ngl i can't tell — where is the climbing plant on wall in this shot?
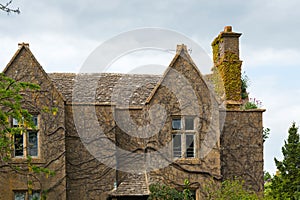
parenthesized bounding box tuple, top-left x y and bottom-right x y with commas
(211, 35, 242, 103)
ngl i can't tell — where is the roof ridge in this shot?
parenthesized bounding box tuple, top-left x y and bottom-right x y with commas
(48, 72, 162, 76)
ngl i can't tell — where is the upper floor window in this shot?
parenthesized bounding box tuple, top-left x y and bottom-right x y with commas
(13, 118, 19, 127)
(13, 115, 39, 158)
(14, 190, 40, 200)
(172, 116, 196, 158)
(12, 116, 38, 128)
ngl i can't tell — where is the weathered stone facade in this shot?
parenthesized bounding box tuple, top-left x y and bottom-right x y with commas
(0, 44, 66, 200)
(0, 26, 264, 200)
(221, 110, 264, 193)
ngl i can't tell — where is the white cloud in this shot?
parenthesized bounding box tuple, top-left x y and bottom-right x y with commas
(0, 34, 99, 72)
(243, 47, 300, 68)
(107, 49, 173, 74)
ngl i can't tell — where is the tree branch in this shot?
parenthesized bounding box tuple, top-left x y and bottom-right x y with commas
(0, 0, 20, 14)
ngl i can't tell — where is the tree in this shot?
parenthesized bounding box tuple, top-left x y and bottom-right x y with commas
(0, 0, 20, 14)
(264, 171, 272, 182)
(267, 122, 300, 199)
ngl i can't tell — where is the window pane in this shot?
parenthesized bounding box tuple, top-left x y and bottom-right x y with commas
(14, 192, 25, 200)
(172, 134, 182, 158)
(186, 134, 195, 158)
(14, 134, 24, 157)
(185, 117, 194, 130)
(32, 116, 38, 127)
(13, 118, 19, 127)
(190, 190, 196, 199)
(172, 119, 181, 130)
(29, 192, 40, 200)
(28, 131, 38, 156)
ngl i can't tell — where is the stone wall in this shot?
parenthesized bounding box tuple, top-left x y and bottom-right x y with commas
(0, 45, 67, 200)
(145, 45, 222, 199)
(220, 110, 264, 193)
(65, 105, 116, 200)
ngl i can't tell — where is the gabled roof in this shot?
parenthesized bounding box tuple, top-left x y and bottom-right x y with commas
(145, 44, 213, 104)
(4, 43, 215, 106)
(3, 43, 66, 102)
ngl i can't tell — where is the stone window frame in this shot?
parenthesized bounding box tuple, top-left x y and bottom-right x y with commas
(13, 190, 40, 200)
(171, 116, 197, 159)
(12, 115, 40, 159)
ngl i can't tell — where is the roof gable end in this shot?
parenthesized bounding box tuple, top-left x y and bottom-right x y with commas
(3, 43, 66, 102)
(146, 44, 210, 104)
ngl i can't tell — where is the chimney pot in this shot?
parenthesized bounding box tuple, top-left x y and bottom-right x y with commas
(224, 26, 232, 32)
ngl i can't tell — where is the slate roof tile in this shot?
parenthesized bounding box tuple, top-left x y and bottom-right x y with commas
(110, 173, 149, 196)
(48, 73, 161, 106)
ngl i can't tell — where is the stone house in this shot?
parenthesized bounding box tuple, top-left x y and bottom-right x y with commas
(0, 26, 264, 200)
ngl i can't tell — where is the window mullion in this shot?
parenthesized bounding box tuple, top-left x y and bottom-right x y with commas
(172, 116, 197, 159)
(182, 116, 185, 158)
(182, 132, 185, 158)
(24, 131, 27, 157)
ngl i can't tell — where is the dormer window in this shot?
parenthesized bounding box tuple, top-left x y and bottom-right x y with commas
(172, 116, 196, 159)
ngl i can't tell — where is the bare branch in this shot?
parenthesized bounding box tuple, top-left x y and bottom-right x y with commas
(0, 0, 20, 14)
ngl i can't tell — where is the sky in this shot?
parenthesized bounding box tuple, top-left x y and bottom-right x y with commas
(1, 0, 300, 174)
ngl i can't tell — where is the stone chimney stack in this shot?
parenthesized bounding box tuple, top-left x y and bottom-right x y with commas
(211, 26, 243, 109)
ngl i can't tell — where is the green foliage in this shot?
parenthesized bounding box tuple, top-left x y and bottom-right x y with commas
(204, 179, 261, 200)
(265, 122, 300, 199)
(42, 106, 58, 116)
(41, 190, 48, 200)
(263, 128, 270, 142)
(148, 179, 194, 200)
(242, 102, 258, 110)
(264, 171, 273, 198)
(0, 73, 40, 161)
(241, 72, 249, 99)
(264, 171, 272, 182)
(211, 34, 223, 64)
(149, 179, 261, 200)
(27, 156, 55, 178)
(217, 52, 242, 102)
(241, 98, 263, 110)
(212, 34, 243, 102)
(0, 73, 53, 199)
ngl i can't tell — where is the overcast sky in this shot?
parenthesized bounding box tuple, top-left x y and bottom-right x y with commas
(1, 0, 300, 174)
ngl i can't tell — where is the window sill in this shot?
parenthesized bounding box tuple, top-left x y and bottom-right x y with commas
(173, 158, 201, 165)
(9, 157, 45, 164)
